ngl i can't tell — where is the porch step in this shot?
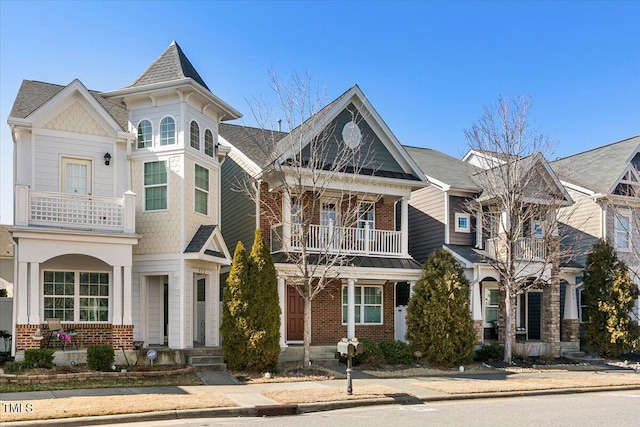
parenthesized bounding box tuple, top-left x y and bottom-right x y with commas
(184, 348, 227, 372)
(563, 351, 605, 365)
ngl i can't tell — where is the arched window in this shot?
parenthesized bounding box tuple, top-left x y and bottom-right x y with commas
(160, 117, 175, 146)
(137, 120, 152, 149)
(190, 121, 200, 150)
(204, 129, 214, 157)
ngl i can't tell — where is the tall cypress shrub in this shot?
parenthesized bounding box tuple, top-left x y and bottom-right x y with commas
(221, 241, 251, 371)
(406, 250, 477, 368)
(248, 228, 281, 371)
(583, 240, 640, 357)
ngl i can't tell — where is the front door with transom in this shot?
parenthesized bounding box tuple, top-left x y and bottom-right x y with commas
(286, 286, 304, 341)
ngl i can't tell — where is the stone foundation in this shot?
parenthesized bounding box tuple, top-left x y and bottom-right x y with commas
(473, 320, 484, 343)
(561, 318, 580, 343)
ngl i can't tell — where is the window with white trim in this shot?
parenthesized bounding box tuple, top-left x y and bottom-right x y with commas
(204, 129, 214, 157)
(483, 287, 499, 326)
(578, 287, 589, 323)
(144, 161, 168, 211)
(44, 271, 109, 322)
(357, 202, 375, 240)
(614, 212, 631, 250)
(190, 121, 200, 150)
(342, 285, 383, 324)
(160, 117, 175, 145)
(194, 164, 209, 215)
(137, 120, 152, 149)
(455, 213, 470, 233)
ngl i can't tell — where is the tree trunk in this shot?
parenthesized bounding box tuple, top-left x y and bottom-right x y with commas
(303, 284, 312, 366)
(503, 287, 516, 363)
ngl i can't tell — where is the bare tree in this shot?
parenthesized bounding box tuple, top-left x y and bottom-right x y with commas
(464, 94, 575, 363)
(237, 72, 380, 365)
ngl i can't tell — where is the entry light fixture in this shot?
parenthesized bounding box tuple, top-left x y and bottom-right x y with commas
(104, 152, 112, 166)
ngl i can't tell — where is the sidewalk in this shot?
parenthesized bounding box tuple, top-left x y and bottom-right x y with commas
(2, 368, 640, 427)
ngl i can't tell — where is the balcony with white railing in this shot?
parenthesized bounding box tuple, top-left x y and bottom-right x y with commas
(271, 222, 402, 257)
(485, 236, 546, 261)
(14, 184, 136, 233)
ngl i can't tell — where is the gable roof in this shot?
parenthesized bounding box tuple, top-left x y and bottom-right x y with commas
(222, 85, 427, 185)
(184, 225, 231, 264)
(9, 80, 129, 130)
(474, 152, 573, 205)
(130, 41, 210, 90)
(404, 145, 482, 192)
(550, 135, 640, 194)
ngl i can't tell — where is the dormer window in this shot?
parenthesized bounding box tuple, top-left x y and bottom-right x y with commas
(137, 120, 152, 149)
(160, 117, 175, 146)
(190, 121, 200, 150)
(204, 129, 214, 157)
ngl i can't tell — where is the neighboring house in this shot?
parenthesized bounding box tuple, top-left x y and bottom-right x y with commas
(7, 42, 236, 356)
(0, 225, 14, 297)
(219, 85, 429, 348)
(551, 135, 640, 324)
(405, 146, 582, 356)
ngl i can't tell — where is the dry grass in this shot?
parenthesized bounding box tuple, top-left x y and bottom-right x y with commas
(0, 392, 236, 422)
(363, 364, 496, 378)
(413, 373, 640, 394)
(262, 385, 403, 404)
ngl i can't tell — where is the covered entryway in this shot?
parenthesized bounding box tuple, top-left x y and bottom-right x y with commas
(286, 286, 304, 342)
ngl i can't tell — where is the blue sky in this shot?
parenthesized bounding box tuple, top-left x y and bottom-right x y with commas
(1, 1, 639, 223)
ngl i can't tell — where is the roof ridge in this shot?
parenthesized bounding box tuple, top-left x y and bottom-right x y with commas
(552, 135, 640, 163)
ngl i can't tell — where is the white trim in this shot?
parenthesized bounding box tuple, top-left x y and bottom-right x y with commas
(444, 192, 450, 244)
(341, 283, 383, 326)
(136, 118, 154, 149)
(613, 210, 632, 251)
(454, 212, 471, 233)
(159, 115, 177, 146)
(560, 180, 595, 197)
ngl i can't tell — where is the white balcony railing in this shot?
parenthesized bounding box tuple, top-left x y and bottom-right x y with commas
(271, 223, 402, 256)
(15, 185, 136, 233)
(485, 237, 546, 261)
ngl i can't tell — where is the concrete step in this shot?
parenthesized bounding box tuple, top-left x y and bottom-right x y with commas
(188, 355, 224, 365)
(563, 351, 586, 358)
(564, 352, 605, 365)
(191, 362, 227, 372)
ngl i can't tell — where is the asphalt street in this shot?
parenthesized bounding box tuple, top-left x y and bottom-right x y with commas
(93, 390, 640, 427)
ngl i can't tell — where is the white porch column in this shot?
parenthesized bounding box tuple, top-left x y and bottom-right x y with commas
(564, 282, 578, 320)
(15, 184, 29, 226)
(472, 281, 483, 321)
(123, 191, 136, 234)
(112, 266, 123, 325)
(123, 266, 132, 325)
(28, 262, 40, 324)
(17, 262, 28, 324)
(409, 281, 416, 298)
(401, 197, 409, 256)
(476, 209, 483, 249)
(205, 270, 217, 347)
(347, 278, 356, 339)
(282, 193, 292, 250)
(277, 277, 287, 348)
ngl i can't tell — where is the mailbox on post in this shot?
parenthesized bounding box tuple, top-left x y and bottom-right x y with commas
(336, 337, 364, 395)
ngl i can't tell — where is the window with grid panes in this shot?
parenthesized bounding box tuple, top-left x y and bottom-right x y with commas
(195, 164, 209, 215)
(144, 161, 167, 210)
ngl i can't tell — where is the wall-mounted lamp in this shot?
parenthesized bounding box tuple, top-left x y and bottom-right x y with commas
(104, 152, 112, 166)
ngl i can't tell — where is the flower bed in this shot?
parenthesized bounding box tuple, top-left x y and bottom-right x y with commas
(0, 366, 193, 384)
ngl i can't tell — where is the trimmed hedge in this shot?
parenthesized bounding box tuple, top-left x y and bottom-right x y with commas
(87, 345, 115, 371)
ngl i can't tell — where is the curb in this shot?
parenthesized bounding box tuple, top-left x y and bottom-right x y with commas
(3, 384, 640, 426)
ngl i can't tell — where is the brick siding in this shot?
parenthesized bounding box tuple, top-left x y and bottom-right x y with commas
(15, 323, 133, 351)
(308, 280, 395, 344)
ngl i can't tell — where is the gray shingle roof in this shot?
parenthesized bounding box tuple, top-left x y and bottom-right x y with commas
(550, 135, 640, 194)
(219, 123, 288, 169)
(444, 244, 492, 265)
(130, 41, 210, 90)
(184, 225, 218, 253)
(404, 145, 482, 192)
(9, 80, 128, 130)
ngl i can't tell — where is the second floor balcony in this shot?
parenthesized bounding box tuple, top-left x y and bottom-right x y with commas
(271, 222, 403, 257)
(485, 236, 547, 261)
(14, 184, 136, 234)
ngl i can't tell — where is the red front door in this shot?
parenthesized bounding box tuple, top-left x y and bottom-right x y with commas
(287, 286, 304, 341)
